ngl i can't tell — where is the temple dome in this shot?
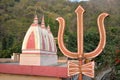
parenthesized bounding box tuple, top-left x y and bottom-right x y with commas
(22, 15, 57, 54)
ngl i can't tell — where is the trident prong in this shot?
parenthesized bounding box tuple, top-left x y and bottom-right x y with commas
(75, 5, 85, 58)
(56, 17, 78, 58)
(84, 13, 109, 59)
(56, 5, 109, 80)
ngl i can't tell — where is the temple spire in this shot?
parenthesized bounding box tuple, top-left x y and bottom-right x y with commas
(41, 15, 45, 28)
(47, 25, 51, 33)
(33, 7, 38, 24)
(33, 15, 38, 24)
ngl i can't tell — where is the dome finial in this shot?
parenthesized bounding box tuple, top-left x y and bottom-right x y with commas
(47, 25, 51, 33)
(41, 15, 45, 28)
(33, 7, 38, 24)
(33, 14, 38, 24)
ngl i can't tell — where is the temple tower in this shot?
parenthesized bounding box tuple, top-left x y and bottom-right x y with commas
(20, 15, 57, 66)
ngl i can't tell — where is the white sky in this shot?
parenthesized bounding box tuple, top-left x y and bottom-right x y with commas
(70, 0, 89, 2)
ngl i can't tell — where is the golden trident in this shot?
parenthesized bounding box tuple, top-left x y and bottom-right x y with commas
(56, 5, 109, 80)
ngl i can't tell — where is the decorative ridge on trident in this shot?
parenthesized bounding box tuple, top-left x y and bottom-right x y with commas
(56, 5, 109, 80)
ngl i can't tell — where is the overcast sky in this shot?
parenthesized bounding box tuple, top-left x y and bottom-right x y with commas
(70, 0, 89, 2)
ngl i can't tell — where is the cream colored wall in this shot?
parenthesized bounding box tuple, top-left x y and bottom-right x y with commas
(19, 53, 41, 66)
(0, 74, 62, 80)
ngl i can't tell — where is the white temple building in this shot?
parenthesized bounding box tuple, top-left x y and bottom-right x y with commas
(20, 15, 57, 66)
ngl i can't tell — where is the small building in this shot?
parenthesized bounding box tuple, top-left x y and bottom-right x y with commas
(20, 15, 58, 66)
(0, 15, 68, 80)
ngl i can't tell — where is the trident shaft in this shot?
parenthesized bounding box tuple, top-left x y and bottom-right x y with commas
(56, 5, 109, 80)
